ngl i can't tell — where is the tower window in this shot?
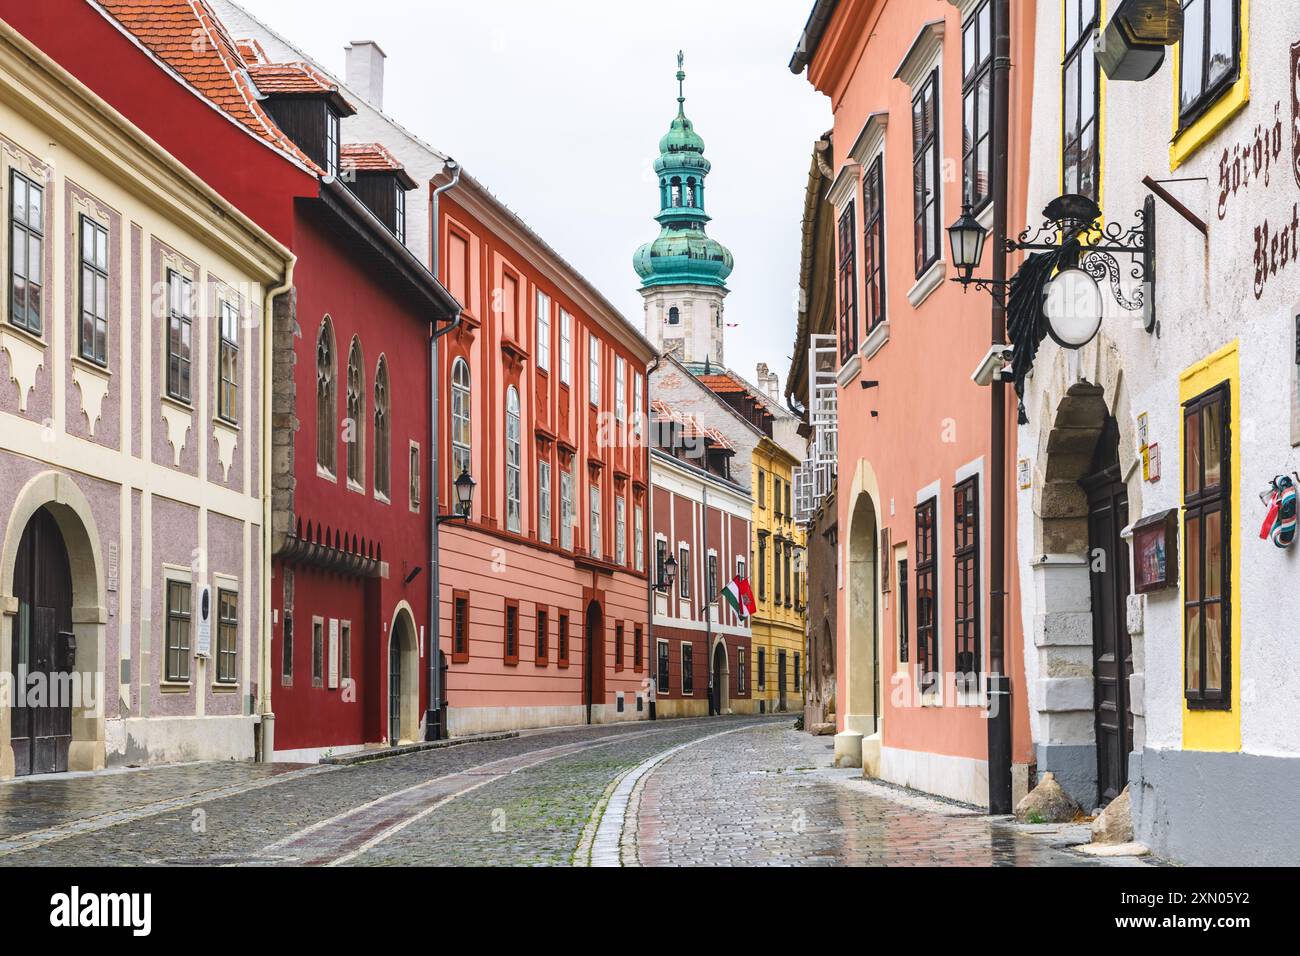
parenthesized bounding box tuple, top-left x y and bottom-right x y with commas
(668, 307, 680, 326)
(670, 177, 682, 207)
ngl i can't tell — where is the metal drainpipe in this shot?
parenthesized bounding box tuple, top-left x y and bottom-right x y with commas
(259, 257, 295, 762)
(703, 483, 713, 716)
(646, 357, 660, 720)
(986, 0, 1014, 814)
(426, 160, 462, 742)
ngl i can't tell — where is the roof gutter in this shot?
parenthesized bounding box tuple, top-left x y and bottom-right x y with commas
(789, 0, 840, 74)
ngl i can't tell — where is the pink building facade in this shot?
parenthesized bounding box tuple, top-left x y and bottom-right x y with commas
(795, 0, 1037, 805)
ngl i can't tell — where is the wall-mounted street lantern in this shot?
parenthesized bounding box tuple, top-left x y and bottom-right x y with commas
(1098, 0, 1184, 82)
(950, 192, 1155, 350)
(438, 469, 476, 525)
(654, 552, 678, 593)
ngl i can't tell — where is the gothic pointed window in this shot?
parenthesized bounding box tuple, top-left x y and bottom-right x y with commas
(346, 338, 365, 488)
(316, 318, 336, 474)
(374, 357, 391, 499)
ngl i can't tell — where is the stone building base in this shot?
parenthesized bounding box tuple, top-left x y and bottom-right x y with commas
(1131, 748, 1300, 866)
(106, 715, 257, 767)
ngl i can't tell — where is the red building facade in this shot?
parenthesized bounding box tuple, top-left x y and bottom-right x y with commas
(11, 0, 461, 759)
(648, 400, 753, 718)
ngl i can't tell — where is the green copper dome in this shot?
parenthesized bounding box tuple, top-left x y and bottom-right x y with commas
(634, 53, 733, 290)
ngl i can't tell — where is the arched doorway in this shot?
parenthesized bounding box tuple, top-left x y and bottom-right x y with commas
(711, 640, 729, 715)
(1034, 382, 1137, 809)
(845, 489, 880, 744)
(387, 608, 419, 745)
(2, 472, 106, 779)
(583, 601, 604, 724)
(11, 508, 74, 775)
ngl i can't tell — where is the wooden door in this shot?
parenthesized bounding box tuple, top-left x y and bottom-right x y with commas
(11, 508, 74, 776)
(1082, 420, 1133, 807)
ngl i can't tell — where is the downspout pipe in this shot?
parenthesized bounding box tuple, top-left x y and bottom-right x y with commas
(260, 256, 295, 761)
(426, 160, 462, 742)
(986, 0, 1014, 815)
(646, 356, 661, 720)
(703, 483, 713, 716)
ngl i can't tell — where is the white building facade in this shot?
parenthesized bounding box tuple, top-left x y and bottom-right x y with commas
(1017, 0, 1299, 864)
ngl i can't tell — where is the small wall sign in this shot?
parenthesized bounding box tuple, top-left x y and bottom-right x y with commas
(1133, 509, 1179, 594)
(1017, 458, 1032, 490)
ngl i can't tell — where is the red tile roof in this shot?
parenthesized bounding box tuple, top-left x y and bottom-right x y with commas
(246, 60, 356, 114)
(236, 37, 267, 64)
(650, 399, 734, 450)
(341, 143, 416, 188)
(96, 0, 320, 173)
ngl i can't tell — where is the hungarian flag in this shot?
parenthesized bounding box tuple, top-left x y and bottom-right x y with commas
(722, 575, 756, 618)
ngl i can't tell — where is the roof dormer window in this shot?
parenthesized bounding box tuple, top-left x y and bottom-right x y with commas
(326, 106, 341, 178)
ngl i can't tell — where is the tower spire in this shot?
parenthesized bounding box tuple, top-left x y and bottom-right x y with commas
(676, 50, 686, 114)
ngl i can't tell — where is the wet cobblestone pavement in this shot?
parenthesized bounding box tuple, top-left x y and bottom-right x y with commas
(0, 717, 1117, 866)
(635, 722, 1101, 866)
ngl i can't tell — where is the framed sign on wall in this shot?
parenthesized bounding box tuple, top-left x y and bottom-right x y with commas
(1132, 509, 1179, 594)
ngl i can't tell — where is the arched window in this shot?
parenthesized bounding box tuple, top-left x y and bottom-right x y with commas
(374, 357, 390, 499)
(346, 338, 365, 487)
(667, 307, 680, 326)
(316, 318, 336, 474)
(451, 357, 471, 484)
(670, 177, 682, 207)
(684, 178, 696, 207)
(505, 386, 521, 533)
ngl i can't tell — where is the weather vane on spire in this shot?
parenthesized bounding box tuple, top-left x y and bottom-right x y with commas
(676, 50, 686, 110)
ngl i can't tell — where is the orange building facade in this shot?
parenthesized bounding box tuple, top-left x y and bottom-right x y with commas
(795, 0, 1038, 804)
(433, 178, 657, 734)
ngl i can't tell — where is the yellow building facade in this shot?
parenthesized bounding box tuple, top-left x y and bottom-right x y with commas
(750, 437, 806, 713)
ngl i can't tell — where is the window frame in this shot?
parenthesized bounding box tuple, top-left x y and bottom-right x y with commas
(8, 169, 44, 337)
(953, 476, 981, 683)
(588, 331, 601, 407)
(589, 482, 602, 559)
(1182, 382, 1232, 709)
(78, 214, 109, 366)
(216, 587, 238, 685)
(615, 494, 627, 566)
(634, 623, 644, 672)
(341, 620, 352, 683)
(346, 338, 366, 489)
(374, 357, 391, 499)
(911, 68, 943, 278)
(316, 318, 336, 475)
(915, 497, 939, 693)
(558, 611, 571, 667)
(504, 598, 520, 665)
(505, 386, 522, 533)
(559, 309, 573, 385)
(450, 357, 472, 485)
(325, 105, 341, 178)
(898, 557, 910, 663)
(394, 182, 407, 244)
(836, 200, 859, 363)
(656, 638, 670, 694)
(453, 590, 471, 664)
(560, 463, 575, 551)
(164, 578, 192, 684)
(615, 621, 625, 672)
(216, 298, 239, 424)
(539, 457, 552, 544)
(1176, 0, 1242, 132)
(535, 289, 551, 372)
(634, 501, 645, 573)
(281, 609, 294, 686)
(536, 606, 549, 664)
(615, 355, 627, 422)
(165, 269, 194, 404)
(1062, 0, 1101, 201)
(681, 641, 694, 695)
(678, 545, 691, 601)
(861, 156, 887, 336)
(962, 0, 995, 210)
(312, 618, 324, 688)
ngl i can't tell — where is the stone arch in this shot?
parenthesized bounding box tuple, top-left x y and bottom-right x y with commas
(387, 601, 420, 745)
(0, 471, 107, 778)
(1026, 332, 1145, 806)
(838, 457, 883, 770)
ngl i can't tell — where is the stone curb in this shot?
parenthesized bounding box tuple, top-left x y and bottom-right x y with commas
(319, 731, 520, 765)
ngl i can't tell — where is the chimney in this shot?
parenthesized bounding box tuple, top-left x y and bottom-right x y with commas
(756, 363, 780, 403)
(345, 40, 387, 110)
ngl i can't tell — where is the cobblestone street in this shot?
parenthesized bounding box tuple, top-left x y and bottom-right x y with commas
(0, 718, 1131, 867)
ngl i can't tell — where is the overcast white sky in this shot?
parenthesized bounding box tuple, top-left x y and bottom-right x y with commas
(235, 0, 829, 390)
